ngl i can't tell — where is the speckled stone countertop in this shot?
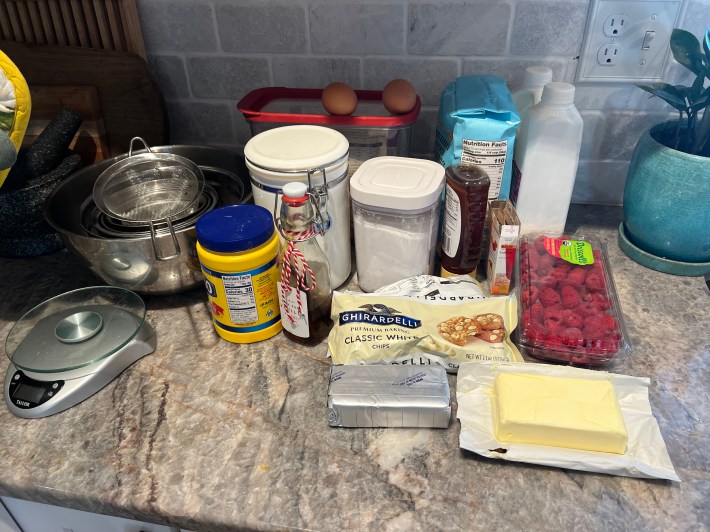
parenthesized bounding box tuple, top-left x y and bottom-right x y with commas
(0, 205, 707, 531)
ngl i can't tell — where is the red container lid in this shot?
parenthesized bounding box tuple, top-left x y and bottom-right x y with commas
(237, 87, 420, 128)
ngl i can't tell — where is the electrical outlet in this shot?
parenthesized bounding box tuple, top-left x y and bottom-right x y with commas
(576, 0, 685, 83)
(598, 43, 622, 64)
(603, 13, 630, 36)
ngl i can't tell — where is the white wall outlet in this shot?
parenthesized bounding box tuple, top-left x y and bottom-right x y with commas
(598, 43, 622, 64)
(603, 13, 630, 36)
(576, 0, 685, 83)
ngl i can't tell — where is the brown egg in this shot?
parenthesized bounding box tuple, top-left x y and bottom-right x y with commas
(382, 79, 417, 114)
(321, 82, 358, 115)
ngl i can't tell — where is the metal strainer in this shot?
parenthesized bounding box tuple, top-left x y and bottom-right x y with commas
(93, 137, 205, 260)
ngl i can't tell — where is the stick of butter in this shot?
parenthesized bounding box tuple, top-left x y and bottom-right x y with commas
(493, 373, 628, 454)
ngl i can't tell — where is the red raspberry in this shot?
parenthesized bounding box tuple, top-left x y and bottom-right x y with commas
(566, 267, 587, 286)
(549, 265, 570, 281)
(582, 318, 606, 339)
(603, 315, 619, 334)
(561, 328, 584, 347)
(577, 302, 598, 317)
(530, 301, 544, 323)
(583, 292, 611, 311)
(544, 318, 563, 335)
(539, 286, 561, 307)
(536, 253, 554, 274)
(560, 285, 582, 309)
(528, 251, 540, 270)
(562, 310, 584, 329)
(528, 285, 540, 303)
(554, 261, 571, 273)
(543, 304, 564, 323)
(585, 271, 606, 292)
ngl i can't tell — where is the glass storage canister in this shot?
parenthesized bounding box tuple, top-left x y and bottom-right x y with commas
(350, 156, 445, 292)
(276, 182, 333, 345)
(195, 204, 282, 344)
(440, 163, 491, 278)
(244, 125, 351, 288)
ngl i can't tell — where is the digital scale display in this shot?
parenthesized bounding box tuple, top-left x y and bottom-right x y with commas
(12, 382, 45, 404)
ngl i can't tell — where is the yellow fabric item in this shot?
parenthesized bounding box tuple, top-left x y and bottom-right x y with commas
(0, 51, 31, 187)
(493, 373, 628, 454)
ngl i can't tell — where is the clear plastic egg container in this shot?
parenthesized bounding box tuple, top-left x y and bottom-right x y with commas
(237, 87, 420, 177)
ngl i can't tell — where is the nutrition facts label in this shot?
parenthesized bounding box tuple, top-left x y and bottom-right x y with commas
(223, 274, 258, 324)
(461, 139, 508, 199)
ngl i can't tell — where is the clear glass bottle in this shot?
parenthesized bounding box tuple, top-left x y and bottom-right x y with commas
(277, 182, 333, 345)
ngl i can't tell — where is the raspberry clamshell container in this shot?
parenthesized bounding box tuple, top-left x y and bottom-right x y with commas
(516, 233, 631, 367)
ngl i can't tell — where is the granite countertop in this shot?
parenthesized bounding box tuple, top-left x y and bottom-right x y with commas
(0, 205, 708, 531)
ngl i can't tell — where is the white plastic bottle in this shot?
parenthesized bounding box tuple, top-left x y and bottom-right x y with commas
(511, 66, 553, 116)
(510, 82, 583, 235)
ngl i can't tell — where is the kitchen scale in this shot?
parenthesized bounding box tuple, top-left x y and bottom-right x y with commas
(4, 286, 156, 418)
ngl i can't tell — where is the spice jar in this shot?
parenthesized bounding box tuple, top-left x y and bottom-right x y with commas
(440, 164, 490, 277)
(195, 205, 282, 344)
(277, 182, 333, 345)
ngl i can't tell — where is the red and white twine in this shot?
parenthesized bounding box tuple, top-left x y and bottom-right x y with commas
(280, 227, 317, 325)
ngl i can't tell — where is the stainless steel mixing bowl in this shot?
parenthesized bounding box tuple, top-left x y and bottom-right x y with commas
(44, 146, 252, 295)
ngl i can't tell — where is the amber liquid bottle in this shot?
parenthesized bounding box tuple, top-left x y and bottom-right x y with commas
(277, 182, 334, 346)
(440, 164, 491, 277)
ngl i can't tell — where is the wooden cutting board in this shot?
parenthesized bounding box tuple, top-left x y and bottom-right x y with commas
(1, 40, 167, 157)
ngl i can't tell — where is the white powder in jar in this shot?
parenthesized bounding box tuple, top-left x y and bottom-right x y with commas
(353, 203, 439, 292)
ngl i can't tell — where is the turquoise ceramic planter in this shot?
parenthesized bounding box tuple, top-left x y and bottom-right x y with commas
(622, 121, 710, 267)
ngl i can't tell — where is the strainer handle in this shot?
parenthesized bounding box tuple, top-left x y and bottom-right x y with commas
(128, 137, 152, 157)
(148, 218, 181, 261)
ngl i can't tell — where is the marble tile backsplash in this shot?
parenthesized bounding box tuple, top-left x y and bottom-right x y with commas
(136, 0, 709, 205)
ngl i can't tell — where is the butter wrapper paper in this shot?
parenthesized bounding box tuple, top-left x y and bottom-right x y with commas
(457, 362, 680, 481)
(328, 365, 451, 428)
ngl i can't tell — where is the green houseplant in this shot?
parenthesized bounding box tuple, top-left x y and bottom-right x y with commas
(619, 28, 710, 276)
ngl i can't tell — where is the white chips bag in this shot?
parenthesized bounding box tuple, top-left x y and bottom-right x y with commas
(327, 288, 522, 372)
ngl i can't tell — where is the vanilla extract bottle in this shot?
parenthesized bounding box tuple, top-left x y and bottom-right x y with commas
(277, 182, 333, 345)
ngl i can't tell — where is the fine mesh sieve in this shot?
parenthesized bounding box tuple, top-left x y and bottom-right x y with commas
(93, 137, 204, 223)
(93, 138, 205, 260)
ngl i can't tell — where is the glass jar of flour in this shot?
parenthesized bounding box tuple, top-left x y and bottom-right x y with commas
(350, 156, 445, 292)
(245, 125, 351, 288)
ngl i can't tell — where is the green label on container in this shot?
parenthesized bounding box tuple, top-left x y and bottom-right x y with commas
(544, 237, 594, 265)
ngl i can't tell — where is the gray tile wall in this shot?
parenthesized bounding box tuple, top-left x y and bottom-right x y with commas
(136, 0, 709, 205)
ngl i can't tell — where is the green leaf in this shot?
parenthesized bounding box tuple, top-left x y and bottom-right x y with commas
(636, 82, 688, 110)
(671, 28, 704, 76)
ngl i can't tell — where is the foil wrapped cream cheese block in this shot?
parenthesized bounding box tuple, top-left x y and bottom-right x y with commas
(493, 373, 628, 454)
(327, 365, 451, 428)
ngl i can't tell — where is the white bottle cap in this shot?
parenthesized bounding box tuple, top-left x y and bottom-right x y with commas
(283, 182, 308, 199)
(523, 66, 553, 89)
(541, 82, 576, 105)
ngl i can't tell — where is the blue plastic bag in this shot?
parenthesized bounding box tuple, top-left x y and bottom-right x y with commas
(435, 76, 520, 200)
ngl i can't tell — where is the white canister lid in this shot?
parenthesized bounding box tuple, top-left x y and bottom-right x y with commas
(245, 125, 349, 188)
(350, 156, 445, 210)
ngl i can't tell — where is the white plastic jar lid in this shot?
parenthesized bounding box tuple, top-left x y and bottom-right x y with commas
(350, 156, 445, 210)
(245, 125, 349, 188)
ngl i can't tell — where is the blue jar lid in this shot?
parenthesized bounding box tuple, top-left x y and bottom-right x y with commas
(196, 205, 274, 253)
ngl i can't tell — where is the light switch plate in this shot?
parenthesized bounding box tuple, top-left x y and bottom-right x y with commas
(576, 0, 685, 83)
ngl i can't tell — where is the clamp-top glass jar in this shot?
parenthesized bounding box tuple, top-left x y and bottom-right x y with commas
(245, 125, 351, 288)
